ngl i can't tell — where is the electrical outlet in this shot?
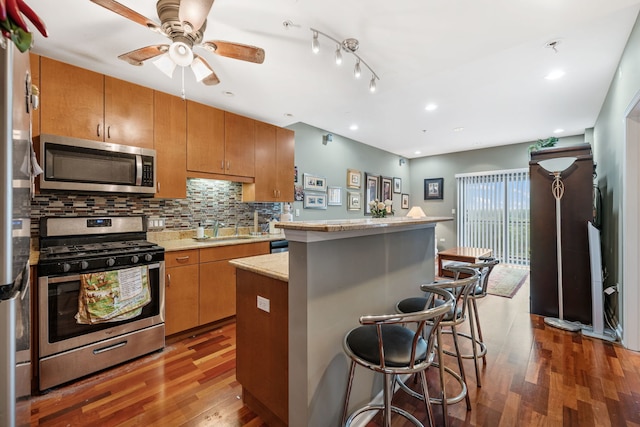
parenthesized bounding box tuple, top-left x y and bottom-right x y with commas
(257, 295, 270, 313)
(439, 238, 445, 242)
(295, 209, 300, 217)
(451, 208, 456, 214)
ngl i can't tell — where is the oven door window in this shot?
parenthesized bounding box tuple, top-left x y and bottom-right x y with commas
(47, 266, 160, 343)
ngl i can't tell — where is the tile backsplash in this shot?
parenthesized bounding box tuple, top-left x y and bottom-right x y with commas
(31, 178, 283, 238)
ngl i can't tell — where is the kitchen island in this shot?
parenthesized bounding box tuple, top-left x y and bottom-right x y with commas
(231, 216, 452, 426)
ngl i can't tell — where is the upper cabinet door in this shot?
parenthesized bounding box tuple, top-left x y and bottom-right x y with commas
(186, 100, 225, 174)
(154, 91, 186, 199)
(253, 122, 277, 200)
(276, 127, 295, 201)
(40, 57, 104, 141)
(224, 112, 255, 178)
(104, 76, 154, 148)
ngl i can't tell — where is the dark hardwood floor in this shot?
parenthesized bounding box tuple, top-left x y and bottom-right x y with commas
(20, 280, 640, 426)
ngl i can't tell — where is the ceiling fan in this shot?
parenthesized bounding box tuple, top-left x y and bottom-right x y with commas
(90, 0, 265, 86)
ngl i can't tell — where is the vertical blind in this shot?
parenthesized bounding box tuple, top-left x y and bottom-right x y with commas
(456, 168, 530, 265)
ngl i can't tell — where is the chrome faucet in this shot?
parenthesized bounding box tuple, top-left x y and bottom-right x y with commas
(213, 220, 224, 237)
(235, 223, 239, 236)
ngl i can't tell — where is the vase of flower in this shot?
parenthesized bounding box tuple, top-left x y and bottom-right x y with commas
(369, 199, 393, 218)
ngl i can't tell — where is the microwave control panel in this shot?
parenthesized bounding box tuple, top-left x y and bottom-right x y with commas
(142, 156, 154, 187)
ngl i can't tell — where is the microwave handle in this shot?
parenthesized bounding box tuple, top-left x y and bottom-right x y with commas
(135, 155, 142, 186)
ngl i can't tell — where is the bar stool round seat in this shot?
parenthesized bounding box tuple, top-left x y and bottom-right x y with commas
(341, 286, 454, 427)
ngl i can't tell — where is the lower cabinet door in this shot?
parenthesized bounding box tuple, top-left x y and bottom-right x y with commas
(199, 260, 236, 325)
(165, 264, 199, 335)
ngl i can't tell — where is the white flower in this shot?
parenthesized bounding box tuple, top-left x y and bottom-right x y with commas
(377, 202, 385, 210)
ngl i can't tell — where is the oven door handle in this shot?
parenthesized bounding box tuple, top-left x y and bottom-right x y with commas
(44, 263, 162, 284)
(93, 340, 127, 355)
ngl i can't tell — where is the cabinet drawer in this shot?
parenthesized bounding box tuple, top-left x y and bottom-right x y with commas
(200, 242, 270, 263)
(165, 249, 199, 268)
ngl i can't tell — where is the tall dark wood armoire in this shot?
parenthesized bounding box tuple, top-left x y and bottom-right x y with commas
(529, 144, 594, 324)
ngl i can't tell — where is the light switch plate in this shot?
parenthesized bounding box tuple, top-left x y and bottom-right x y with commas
(257, 295, 270, 313)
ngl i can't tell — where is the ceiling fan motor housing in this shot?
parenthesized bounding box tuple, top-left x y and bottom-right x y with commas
(156, 0, 205, 45)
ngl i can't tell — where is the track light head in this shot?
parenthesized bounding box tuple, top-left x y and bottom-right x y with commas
(312, 31, 320, 54)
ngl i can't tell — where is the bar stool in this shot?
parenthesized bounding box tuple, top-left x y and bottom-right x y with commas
(440, 258, 499, 386)
(395, 269, 480, 423)
(341, 286, 455, 427)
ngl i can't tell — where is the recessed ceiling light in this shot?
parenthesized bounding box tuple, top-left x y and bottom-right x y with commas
(453, 127, 464, 132)
(414, 150, 421, 155)
(349, 124, 359, 131)
(222, 91, 235, 97)
(553, 128, 564, 133)
(425, 103, 438, 111)
(284, 113, 294, 117)
(545, 70, 565, 80)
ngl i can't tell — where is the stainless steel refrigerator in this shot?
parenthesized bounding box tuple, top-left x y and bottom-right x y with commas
(0, 41, 35, 427)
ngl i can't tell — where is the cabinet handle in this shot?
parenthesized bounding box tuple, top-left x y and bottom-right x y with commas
(107, 126, 111, 139)
(167, 273, 171, 287)
(226, 160, 230, 170)
(220, 160, 224, 170)
(97, 124, 101, 137)
(157, 182, 160, 193)
(175, 256, 190, 261)
(273, 189, 277, 198)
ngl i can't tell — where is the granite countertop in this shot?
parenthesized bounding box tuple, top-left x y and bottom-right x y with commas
(275, 216, 453, 232)
(229, 252, 288, 282)
(148, 228, 286, 252)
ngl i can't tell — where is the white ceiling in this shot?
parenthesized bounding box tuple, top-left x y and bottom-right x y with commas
(27, 0, 640, 158)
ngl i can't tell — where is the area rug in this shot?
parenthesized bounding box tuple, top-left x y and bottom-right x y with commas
(486, 264, 529, 298)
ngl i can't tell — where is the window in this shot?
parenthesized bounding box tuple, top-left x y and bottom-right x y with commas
(456, 169, 530, 265)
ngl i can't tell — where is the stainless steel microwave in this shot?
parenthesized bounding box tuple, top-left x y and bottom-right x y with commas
(39, 134, 156, 195)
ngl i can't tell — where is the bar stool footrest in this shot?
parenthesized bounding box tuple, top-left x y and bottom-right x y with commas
(395, 364, 468, 406)
(345, 403, 426, 427)
(440, 330, 487, 360)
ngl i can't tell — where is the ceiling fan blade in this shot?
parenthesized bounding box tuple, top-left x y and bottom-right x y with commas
(90, 0, 160, 31)
(201, 41, 265, 64)
(118, 45, 169, 66)
(192, 55, 220, 85)
(179, 0, 214, 32)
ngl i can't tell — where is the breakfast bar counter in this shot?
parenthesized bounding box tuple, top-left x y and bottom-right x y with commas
(232, 216, 452, 427)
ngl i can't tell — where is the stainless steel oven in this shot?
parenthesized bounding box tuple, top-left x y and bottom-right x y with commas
(37, 216, 165, 391)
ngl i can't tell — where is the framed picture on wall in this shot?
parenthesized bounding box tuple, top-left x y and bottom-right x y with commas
(327, 186, 342, 206)
(347, 192, 361, 210)
(303, 192, 327, 209)
(424, 178, 444, 200)
(401, 193, 409, 209)
(303, 173, 327, 192)
(381, 177, 393, 202)
(347, 169, 361, 189)
(364, 172, 380, 215)
(393, 177, 402, 194)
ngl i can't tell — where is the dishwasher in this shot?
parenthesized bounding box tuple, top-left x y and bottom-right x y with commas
(270, 240, 289, 253)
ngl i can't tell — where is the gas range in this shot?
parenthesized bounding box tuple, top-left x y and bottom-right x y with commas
(38, 216, 164, 276)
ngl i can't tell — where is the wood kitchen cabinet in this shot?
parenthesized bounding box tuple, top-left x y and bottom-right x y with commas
(198, 242, 269, 325)
(244, 123, 294, 202)
(40, 57, 154, 148)
(164, 249, 200, 336)
(154, 91, 186, 198)
(186, 101, 255, 180)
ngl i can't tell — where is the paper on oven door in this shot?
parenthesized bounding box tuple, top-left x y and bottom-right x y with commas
(76, 266, 151, 324)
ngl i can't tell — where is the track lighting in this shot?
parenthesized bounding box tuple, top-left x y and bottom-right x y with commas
(312, 31, 320, 54)
(310, 27, 379, 93)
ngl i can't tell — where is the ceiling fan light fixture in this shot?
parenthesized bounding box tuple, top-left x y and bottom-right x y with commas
(179, 0, 214, 33)
(169, 41, 194, 67)
(191, 56, 214, 82)
(153, 53, 177, 78)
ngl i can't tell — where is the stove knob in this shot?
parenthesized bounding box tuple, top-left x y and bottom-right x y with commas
(131, 255, 139, 264)
(106, 258, 116, 267)
(80, 261, 89, 270)
(62, 263, 71, 273)
(144, 254, 153, 262)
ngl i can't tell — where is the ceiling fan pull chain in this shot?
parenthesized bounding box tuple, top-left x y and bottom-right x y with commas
(181, 66, 186, 101)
